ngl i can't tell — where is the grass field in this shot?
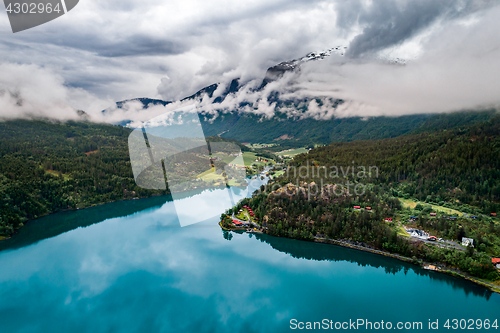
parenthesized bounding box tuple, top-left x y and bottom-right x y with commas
(396, 225, 410, 237)
(276, 148, 308, 157)
(212, 151, 275, 167)
(401, 198, 464, 216)
(197, 168, 225, 181)
(272, 170, 285, 177)
(235, 212, 248, 221)
(242, 152, 275, 167)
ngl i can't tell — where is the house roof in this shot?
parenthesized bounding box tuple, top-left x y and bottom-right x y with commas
(492, 258, 500, 264)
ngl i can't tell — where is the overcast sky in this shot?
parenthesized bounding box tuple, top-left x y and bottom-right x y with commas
(0, 0, 499, 122)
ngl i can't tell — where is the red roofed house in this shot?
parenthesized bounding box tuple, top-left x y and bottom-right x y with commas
(430, 213, 437, 216)
(493, 258, 500, 269)
(233, 221, 243, 226)
(384, 218, 393, 222)
(354, 206, 361, 209)
(428, 236, 438, 241)
(365, 207, 372, 210)
(491, 213, 497, 217)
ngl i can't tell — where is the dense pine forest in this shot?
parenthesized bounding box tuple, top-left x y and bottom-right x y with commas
(0, 120, 166, 238)
(294, 115, 500, 214)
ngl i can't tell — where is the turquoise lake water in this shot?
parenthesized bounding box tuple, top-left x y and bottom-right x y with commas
(0, 180, 499, 332)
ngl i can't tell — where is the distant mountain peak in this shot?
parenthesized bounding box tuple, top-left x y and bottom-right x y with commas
(262, 46, 347, 85)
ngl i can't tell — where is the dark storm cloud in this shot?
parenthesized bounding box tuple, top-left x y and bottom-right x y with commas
(77, 35, 187, 58)
(14, 33, 187, 57)
(1, 0, 343, 104)
(338, 0, 496, 58)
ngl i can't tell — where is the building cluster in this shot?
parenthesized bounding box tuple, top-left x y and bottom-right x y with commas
(353, 206, 371, 211)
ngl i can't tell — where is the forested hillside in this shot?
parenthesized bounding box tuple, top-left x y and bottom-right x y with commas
(222, 114, 500, 280)
(201, 111, 430, 145)
(0, 120, 165, 238)
(294, 115, 500, 214)
(116, 96, 496, 146)
(0, 119, 264, 239)
(226, 184, 499, 280)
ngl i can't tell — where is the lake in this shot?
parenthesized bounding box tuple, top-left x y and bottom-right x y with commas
(0, 178, 499, 332)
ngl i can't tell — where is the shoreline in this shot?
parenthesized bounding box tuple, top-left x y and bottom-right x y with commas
(222, 224, 500, 295)
(0, 194, 170, 242)
(1, 183, 251, 242)
(313, 237, 500, 294)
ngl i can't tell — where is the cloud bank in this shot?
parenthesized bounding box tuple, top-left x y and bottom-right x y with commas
(0, 0, 499, 123)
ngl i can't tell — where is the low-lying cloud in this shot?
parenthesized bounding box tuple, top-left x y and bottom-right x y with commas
(1, 0, 499, 124)
(0, 62, 117, 121)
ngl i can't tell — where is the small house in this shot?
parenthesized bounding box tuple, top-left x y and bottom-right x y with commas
(428, 236, 438, 241)
(449, 217, 457, 220)
(492, 258, 500, 269)
(384, 217, 393, 222)
(354, 206, 361, 209)
(365, 207, 372, 210)
(430, 213, 437, 216)
(491, 213, 497, 217)
(462, 237, 474, 247)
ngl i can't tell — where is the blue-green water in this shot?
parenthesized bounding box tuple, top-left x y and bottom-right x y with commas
(0, 185, 499, 332)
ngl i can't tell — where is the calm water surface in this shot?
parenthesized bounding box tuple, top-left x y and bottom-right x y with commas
(0, 179, 499, 332)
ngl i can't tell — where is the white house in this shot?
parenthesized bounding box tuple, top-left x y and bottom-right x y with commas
(462, 237, 474, 247)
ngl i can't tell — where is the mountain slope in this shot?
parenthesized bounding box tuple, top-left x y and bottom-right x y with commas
(109, 46, 497, 146)
(291, 115, 500, 214)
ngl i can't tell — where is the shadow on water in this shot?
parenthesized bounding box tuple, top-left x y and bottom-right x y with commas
(250, 233, 493, 300)
(0, 195, 172, 252)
